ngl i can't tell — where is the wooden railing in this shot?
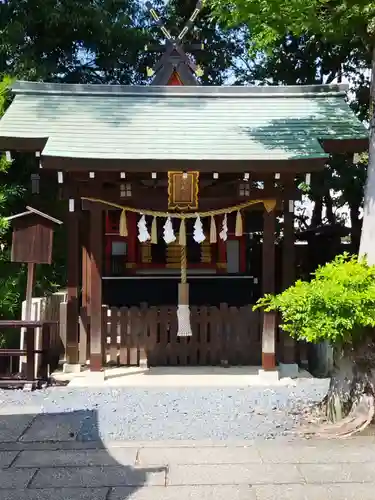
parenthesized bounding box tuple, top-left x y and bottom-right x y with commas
(78, 304, 262, 367)
(19, 292, 67, 373)
(0, 320, 58, 388)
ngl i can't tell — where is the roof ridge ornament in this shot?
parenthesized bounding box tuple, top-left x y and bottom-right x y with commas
(145, 1, 205, 85)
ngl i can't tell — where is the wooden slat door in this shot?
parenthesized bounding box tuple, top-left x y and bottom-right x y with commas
(98, 304, 262, 367)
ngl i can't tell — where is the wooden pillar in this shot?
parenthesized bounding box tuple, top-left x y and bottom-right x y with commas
(282, 176, 297, 363)
(262, 194, 276, 371)
(217, 215, 227, 273)
(26, 326, 36, 382)
(89, 203, 103, 371)
(80, 210, 91, 365)
(82, 210, 91, 314)
(126, 211, 137, 270)
(239, 235, 246, 273)
(66, 198, 80, 365)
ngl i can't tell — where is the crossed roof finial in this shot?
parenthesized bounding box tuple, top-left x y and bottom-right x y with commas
(145, 1, 205, 85)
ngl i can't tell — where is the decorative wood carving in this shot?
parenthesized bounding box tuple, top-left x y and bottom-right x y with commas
(168, 171, 199, 210)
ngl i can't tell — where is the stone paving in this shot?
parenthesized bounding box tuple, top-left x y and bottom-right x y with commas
(1, 384, 375, 499)
(2, 405, 375, 499)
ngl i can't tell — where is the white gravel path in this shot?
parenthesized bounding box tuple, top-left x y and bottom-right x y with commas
(0, 378, 329, 441)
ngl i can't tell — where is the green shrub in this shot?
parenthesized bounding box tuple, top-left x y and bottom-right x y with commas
(254, 253, 375, 346)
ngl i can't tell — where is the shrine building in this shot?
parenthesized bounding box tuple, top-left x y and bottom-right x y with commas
(0, 3, 368, 374)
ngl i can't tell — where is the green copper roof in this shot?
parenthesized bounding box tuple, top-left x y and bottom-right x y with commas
(0, 81, 367, 161)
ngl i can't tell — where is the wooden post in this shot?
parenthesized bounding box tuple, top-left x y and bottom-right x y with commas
(80, 210, 91, 365)
(261, 188, 276, 371)
(239, 235, 246, 273)
(282, 176, 296, 364)
(217, 216, 227, 273)
(39, 323, 50, 380)
(66, 199, 80, 365)
(82, 210, 91, 314)
(20, 262, 36, 374)
(26, 326, 35, 381)
(25, 263, 35, 321)
(89, 203, 103, 371)
(59, 302, 67, 356)
(126, 211, 137, 270)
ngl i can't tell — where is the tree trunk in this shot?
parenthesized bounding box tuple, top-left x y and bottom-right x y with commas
(311, 196, 323, 227)
(325, 194, 335, 225)
(326, 339, 375, 423)
(358, 45, 375, 263)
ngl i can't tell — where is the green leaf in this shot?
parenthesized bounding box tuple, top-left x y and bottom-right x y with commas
(254, 254, 375, 346)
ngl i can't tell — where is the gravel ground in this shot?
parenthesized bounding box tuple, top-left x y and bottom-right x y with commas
(0, 378, 329, 441)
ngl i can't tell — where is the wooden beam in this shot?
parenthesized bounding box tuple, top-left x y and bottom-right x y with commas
(66, 171, 290, 183)
(65, 182, 295, 202)
(81, 197, 284, 213)
(41, 156, 326, 173)
(66, 199, 80, 365)
(0, 137, 47, 152)
(261, 179, 276, 371)
(147, 43, 203, 52)
(321, 138, 368, 154)
(89, 203, 103, 371)
(64, 177, 302, 203)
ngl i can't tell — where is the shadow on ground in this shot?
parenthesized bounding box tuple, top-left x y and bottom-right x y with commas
(0, 407, 166, 499)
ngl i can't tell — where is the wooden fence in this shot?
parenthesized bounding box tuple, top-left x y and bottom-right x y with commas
(0, 320, 57, 388)
(79, 304, 262, 367)
(20, 292, 67, 374)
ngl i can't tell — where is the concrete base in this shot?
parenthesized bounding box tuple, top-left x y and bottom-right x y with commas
(48, 366, 316, 388)
(85, 371, 106, 384)
(22, 382, 34, 392)
(258, 368, 280, 383)
(139, 358, 148, 370)
(62, 363, 82, 374)
(279, 362, 299, 379)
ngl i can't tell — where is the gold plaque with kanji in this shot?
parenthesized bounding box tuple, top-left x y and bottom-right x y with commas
(168, 171, 199, 210)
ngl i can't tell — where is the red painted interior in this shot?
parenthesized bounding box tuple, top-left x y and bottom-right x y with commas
(104, 211, 246, 275)
(167, 71, 183, 86)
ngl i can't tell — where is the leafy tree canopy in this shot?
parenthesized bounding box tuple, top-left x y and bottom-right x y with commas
(242, 32, 370, 248)
(209, 0, 375, 52)
(255, 253, 375, 346)
(0, 76, 25, 334)
(0, 75, 14, 234)
(0, 0, 152, 83)
(209, 0, 373, 257)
